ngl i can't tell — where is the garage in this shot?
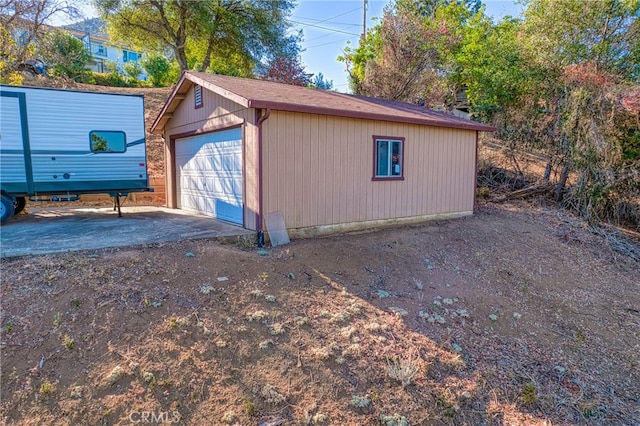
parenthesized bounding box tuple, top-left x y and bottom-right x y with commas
(152, 72, 494, 235)
(175, 127, 243, 225)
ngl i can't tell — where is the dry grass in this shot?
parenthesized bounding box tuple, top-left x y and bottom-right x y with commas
(1, 202, 638, 424)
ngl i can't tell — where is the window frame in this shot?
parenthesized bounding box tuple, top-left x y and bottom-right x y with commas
(95, 44, 106, 56)
(194, 84, 203, 109)
(372, 135, 405, 181)
(89, 130, 127, 153)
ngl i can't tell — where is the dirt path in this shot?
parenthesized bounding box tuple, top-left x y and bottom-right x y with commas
(1, 202, 638, 425)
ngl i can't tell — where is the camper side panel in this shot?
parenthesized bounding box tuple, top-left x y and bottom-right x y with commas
(1, 86, 148, 195)
(0, 93, 28, 193)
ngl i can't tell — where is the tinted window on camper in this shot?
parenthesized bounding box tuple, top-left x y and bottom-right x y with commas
(90, 131, 126, 153)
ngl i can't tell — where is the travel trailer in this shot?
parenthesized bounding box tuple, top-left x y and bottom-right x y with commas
(0, 85, 152, 223)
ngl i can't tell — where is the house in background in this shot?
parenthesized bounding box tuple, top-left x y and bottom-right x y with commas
(151, 72, 494, 238)
(65, 27, 146, 80)
(1, 15, 146, 80)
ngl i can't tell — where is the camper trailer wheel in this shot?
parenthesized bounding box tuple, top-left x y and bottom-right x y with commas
(1, 194, 16, 223)
(13, 197, 26, 215)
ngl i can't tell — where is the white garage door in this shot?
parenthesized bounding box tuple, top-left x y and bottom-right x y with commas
(175, 128, 243, 225)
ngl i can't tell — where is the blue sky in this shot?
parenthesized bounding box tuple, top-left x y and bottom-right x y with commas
(294, 0, 524, 92)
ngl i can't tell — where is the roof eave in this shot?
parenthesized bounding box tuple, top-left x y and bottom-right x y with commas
(247, 100, 495, 132)
(150, 71, 252, 134)
(150, 72, 191, 134)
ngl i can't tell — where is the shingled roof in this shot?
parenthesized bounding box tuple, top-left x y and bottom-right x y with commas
(151, 71, 495, 134)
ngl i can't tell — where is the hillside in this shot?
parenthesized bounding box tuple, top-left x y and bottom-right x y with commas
(62, 18, 107, 37)
(1, 202, 638, 424)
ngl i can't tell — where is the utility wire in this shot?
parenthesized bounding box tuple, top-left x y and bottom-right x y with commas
(305, 37, 358, 50)
(289, 19, 360, 36)
(292, 6, 362, 26)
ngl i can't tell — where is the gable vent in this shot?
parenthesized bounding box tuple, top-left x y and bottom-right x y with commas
(194, 84, 203, 109)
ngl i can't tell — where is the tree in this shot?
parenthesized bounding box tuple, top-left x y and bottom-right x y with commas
(404, 0, 482, 18)
(257, 54, 311, 86)
(0, 0, 81, 63)
(453, 15, 534, 120)
(493, 0, 640, 224)
(340, 0, 472, 108)
(140, 52, 170, 86)
(0, 25, 23, 83)
(522, 0, 639, 80)
(123, 60, 143, 80)
(311, 72, 333, 90)
(35, 29, 91, 80)
(96, 0, 297, 75)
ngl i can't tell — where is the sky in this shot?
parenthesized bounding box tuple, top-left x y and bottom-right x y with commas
(293, 0, 525, 92)
(66, 0, 524, 93)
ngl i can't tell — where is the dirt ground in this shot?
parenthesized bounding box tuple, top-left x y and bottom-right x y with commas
(1, 200, 638, 425)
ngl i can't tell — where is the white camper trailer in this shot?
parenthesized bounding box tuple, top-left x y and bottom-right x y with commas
(0, 85, 152, 223)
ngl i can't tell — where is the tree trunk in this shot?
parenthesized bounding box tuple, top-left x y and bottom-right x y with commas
(175, 48, 189, 73)
(543, 161, 552, 181)
(554, 164, 570, 201)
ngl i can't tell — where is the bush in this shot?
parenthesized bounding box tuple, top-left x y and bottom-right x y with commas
(84, 71, 149, 88)
(140, 52, 170, 86)
(123, 61, 144, 81)
(35, 30, 91, 81)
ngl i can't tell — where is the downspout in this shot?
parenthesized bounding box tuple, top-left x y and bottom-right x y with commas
(256, 108, 271, 247)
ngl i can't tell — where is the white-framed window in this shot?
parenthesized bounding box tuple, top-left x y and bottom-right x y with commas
(373, 136, 404, 180)
(96, 44, 106, 56)
(194, 84, 203, 109)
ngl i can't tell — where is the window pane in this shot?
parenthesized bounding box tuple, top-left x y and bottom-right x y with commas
(391, 141, 401, 176)
(377, 140, 389, 176)
(90, 131, 126, 153)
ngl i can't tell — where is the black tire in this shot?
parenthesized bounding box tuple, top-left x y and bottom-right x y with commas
(1, 194, 15, 224)
(13, 197, 26, 215)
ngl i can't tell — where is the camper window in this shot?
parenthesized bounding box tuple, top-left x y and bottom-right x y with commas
(90, 131, 126, 153)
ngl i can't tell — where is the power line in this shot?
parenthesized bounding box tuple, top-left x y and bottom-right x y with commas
(292, 6, 362, 26)
(289, 19, 360, 36)
(305, 37, 358, 50)
(294, 20, 361, 27)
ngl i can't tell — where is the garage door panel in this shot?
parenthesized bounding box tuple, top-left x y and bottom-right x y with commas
(175, 128, 243, 225)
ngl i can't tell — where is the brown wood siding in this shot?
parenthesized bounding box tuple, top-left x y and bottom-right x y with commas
(163, 85, 259, 230)
(262, 111, 476, 229)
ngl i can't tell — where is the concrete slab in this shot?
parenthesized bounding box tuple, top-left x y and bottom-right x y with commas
(0, 206, 254, 258)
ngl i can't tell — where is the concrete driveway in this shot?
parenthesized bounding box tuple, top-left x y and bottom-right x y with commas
(0, 206, 253, 258)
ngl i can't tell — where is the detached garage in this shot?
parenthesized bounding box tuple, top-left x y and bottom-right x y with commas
(151, 72, 494, 237)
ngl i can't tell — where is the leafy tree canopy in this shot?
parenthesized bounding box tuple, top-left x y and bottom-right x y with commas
(35, 29, 91, 80)
(0, 0, 81, 63)
(95, 0, 299, 76)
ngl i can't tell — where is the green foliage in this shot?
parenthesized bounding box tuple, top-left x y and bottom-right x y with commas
(140, 52, 170, 86)
(123, 60, 143, 80)
(0, 26, 23, 84)
(522, 0, 640, 80)
(35, 29, 91, 81)
(88, 71, 128, 87)
(40, 379, 55, 395)
(454, 15, 533, 120)
(350, 0, 640, 226)
(97, 0, 298, 76)
(311, 73, 334, 90)
(339, 0, 475, 106)
(521, 383, 537, 405)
